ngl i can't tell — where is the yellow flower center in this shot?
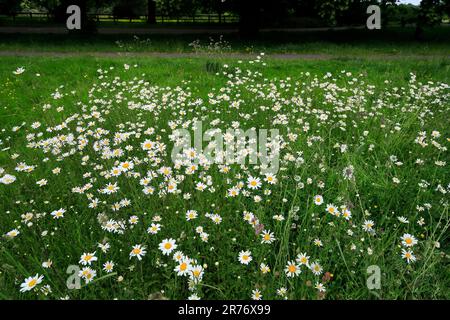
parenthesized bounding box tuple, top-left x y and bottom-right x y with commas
(28, 279, 37, 287)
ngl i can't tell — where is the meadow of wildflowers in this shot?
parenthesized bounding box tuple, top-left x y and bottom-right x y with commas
(0, 55, 449, 300)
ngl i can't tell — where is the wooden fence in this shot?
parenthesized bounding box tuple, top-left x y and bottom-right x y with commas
(1, 12, 239, 24)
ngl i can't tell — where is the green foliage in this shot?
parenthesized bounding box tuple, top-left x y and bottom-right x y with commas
(112, 0, 146, 18)
(417, 0, 448, 26)
(0, 0, 21, 15)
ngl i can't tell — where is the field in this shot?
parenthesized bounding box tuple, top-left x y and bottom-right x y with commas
(0, 30, 449, 300)
(1, 27, 450, 56)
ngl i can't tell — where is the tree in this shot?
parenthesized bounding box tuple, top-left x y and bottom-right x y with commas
(0, 0, 21, 16)
(415, 0, 448, 39)
(155, 0, 200, 16)
(147, 0, 156, 23)
(238, 0, 259, 37)
(112, 0, 145, 20)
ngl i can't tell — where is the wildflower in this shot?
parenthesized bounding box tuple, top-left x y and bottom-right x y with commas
(401, 234, 418, 247)
(260, 263, 271, 274)
(227, 187, 240, 197)
(147, 223, 161, 235)
(314, 195, 324, 205)
(102, 182, 119, 194)
(238, 250, 252, 265)
(251, 289, 262, 300)
(79, 267, 96, 283)
(261, 230, 275, 244)
(188, 293, 201, 300)
(285, 261, 301, 277)
(20, 274, 43, 292)
(326, 204, 339, 216)
(362, 220, 375, 232)
(0, 174, 16, 184)
(36, 179, 48, 187)
(342, 208, 352, 220)
(195, 182, 207, 191)
(103, 261, 115, 273)
(210, 214, 222, 224)
(129, 244, 146, 260)
(98, 242, 110, 253)
(315, 282, 326, 292)
(42, 260, 53, 269)
(277, 287, 287, 298)
(172, 251, 184, 262)
(310, 262, 323, 276)
(189, 265, 204, 282)
(13, 67, 25, 75)
(79, 252, 97, 266)
(174, 259, 191, 276)
(119, 161, 134, 172)
(296, 252, 310, 266)
(247, 176, 261, 190)
(159, 239, 177, 256)
(313, 239, 323, 247)
(5, 229, 20, 238)
(142, 140, 155, 150)
(273, 215, 285, 221)
(50, 208, 66, 219)
(264, 173, 277, 184)
(200, 232, 209, 242)
(186, 210, 198, 221)
(401, 249, 416, 263)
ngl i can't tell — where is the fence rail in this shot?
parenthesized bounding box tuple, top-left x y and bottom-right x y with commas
(1, 12, 239, 24)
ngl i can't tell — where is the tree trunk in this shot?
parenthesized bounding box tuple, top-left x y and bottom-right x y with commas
(147, 0, 156, 24)
(239, 0, 259, 38)
(414, 22, 424, 40)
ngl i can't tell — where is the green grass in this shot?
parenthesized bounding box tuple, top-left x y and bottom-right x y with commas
(0, 55, 449, 300)
(0, 26, 449, 56)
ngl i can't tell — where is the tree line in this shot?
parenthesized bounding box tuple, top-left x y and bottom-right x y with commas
(0, 0, 449, 37)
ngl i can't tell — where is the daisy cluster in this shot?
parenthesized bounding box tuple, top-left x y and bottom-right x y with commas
(1, 55, 449, 299)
